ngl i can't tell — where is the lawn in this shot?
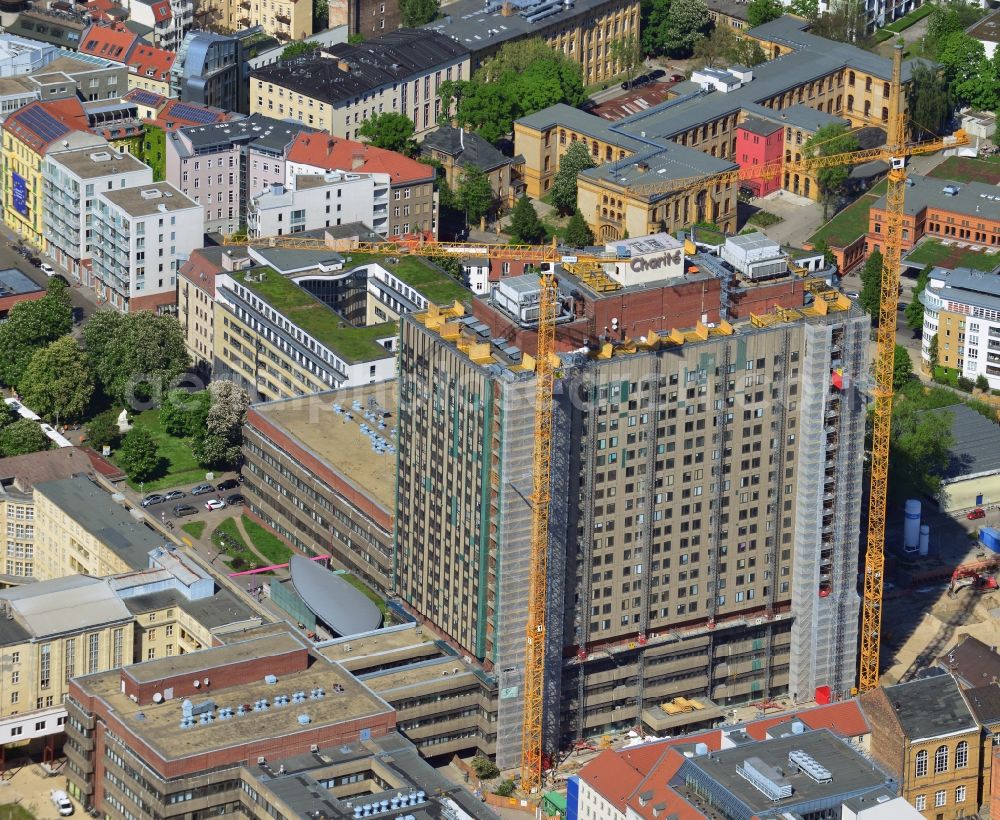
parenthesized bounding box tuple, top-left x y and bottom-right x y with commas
(111, 408, 206, 491)
(241, 515, 292, 564)
(181, 520, 206, 539)
(906, 238, 998, 272)
(810, 180, 887, 248)
(927, 156, 1000, 185)
(211, 517, 259, 571)
(341, 572, 390, 620)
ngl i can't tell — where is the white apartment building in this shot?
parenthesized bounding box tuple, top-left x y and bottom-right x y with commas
(42, 146, 153, 287)
(92, 182, 202, 313)
(921, 266, 1000, 389)
(125, 0, 194, 51)
(246, 171, 389, 238)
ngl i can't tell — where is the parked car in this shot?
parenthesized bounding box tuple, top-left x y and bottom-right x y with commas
(204, 498, 226, 511)
(27, 255, 41, 267)
(191, 483, 214, 495)
(40, 262, 55, 276)
(173, 504, 198, 517)
(51, 790, 74, 816)
(649, 68, 666, 80)
(164, 490, 186, 501)
(669, 73, 684, 82)
(845, 291, 860, 300)
(968, 508, 986, 520)
(226, 493, 245, 506)
(140, 494, 165, 507)
(216, 478, 240, 491)
(52, 273, 69, 286)
(621, 74, 650, 90)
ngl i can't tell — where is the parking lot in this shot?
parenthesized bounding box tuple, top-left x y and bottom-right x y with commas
(132, 475, 245, 536)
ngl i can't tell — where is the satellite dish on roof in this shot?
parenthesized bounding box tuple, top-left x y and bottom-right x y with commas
(152, 692, 163, 703)
(193, 679, 200, 688)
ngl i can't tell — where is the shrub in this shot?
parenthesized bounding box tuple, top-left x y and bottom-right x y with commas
(957, 376, 975, 393)
(976, 375, 989, 391)
(471, 754, 500, 779)
(493, 780, 516, 797)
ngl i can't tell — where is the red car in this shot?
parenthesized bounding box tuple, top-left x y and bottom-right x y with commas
(968, 508, 986, 520)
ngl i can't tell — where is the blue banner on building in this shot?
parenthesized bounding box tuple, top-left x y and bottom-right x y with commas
(11, 172, 27, 217)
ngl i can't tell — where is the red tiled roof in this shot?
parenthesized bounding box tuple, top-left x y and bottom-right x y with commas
(123, 87, 167, 109)
(577, 750, 645, 813)
(150, 0, 171, 22)
(79, 23, 138, 63)
(3, 99, 88, 153)
(127, 43, 175, 82)
(287, 132, 434, 186)
(743, 701, 870, 741)
(178, 249, 223, 297)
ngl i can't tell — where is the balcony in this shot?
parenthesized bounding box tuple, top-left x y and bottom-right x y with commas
(275, 12, 291, 23)
(275, 30, 290, 40)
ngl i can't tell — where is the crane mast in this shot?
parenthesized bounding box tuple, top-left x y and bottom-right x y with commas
(520, 271, 557, 794)
(858, 44, 907, 693)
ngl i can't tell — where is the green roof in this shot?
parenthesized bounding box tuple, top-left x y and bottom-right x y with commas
(231, 267, 397, 364)
(343, 253, 470, 305)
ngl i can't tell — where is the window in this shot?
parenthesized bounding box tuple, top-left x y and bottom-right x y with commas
(956, 785, 966, 803)
(935, 789, 946, 808)
(88, 633, 100, 673)
(935, 744, 949, 773)
(915, 750, 928, 777)
(39, 643, 50, 690)
(956, 740, 968, 768)
(915, 795, 926, 811)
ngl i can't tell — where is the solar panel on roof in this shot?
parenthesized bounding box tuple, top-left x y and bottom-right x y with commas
(169, 103, 219, 124)
(129, 89, 161, 107)
(18, 106, 70, 144)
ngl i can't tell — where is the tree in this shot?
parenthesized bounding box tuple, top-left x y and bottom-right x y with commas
(117, 427, 160, 482)
(357, 113, 417, 155)
(550, 141, 596, 215)
(280, 41, 319, 60)
(509, 197, 545, 244)
(0, 420, 48, 458)
(85, 409, 122, 450)
(399, 0, 438, 26)
(905, 267, 930, 332)
(83, 311, 190, 405)
(976, 374, 990, 391)
(18, 336, 94, 422)
(890, 401, 954, 500)
(928, 332, 939, 367)
(811, 2, 870, 46)
(936, 32, 995, 110)
(0, 281, 73, 387)
(906, 63, 953, 139)
(642, 0, 710, 58)
(313, 0, 328, 28)
(456, 167, 496, 225)
(788, 0, 818, 19)
(926, 0, 987, 56)
(730, 37, 768, 67)
(609, 36, 642, 85)
(160, 389, 211, 439)
(747, 0, 783, 27)
(859, 249, 883, 319)
(692, 25, 736, 69)
(0, 401, 17, 431)
(194, 380, 249, 469)
(802, 123, 859, 218)
(893, 344, 914, 390)
(565, 210, 595, 247)
(812, 238, 836, 266)
(471, 755, 500, 779)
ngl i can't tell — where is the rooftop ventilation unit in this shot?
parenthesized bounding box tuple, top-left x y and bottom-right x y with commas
(788, 749, 832, 783)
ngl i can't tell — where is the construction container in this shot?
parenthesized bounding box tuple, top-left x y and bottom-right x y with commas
(981, 527, 1000, 553)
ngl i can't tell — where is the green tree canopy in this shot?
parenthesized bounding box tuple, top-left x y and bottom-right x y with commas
(747, 0, 783, 27)
(0, 280, 73, 387)
(643, 0, 711, 57)
(160, 388, 211, 439)
(935, 32, 995, 110)
(859, 249, 883, 319)
(281, 41, 320, 60)
(400, 0, 438, 26)
(0, 401, 17, 430)
(357, 112, 417, 155)
(811, 3, 870, 45)
(890, 401, 954, 501)
(0, 419, 49, 458)
(85, 409, 122, 450)
(509, 197, 545, 244)
(564, 210, 595, 247)
(905, 267, 930, 332)
(194, 381, 250, 469)
(926, 0, 987, 55)
(906, 63, 953, 139)
(18, 336, 94, 422)
(609, 36, 642, 84)
(550, 141, 597, 215)
(788, 0, 818, 19)
(456, 166, 496, 224)
(692, 25, 736, 69)
(118, 427, 160, 482)
(893, 344, 914, 390)
(802, 123, 859, 218)
(83, 311, 190, 405)
(928, 332, 939, 366)
(731, 38, 768, 66)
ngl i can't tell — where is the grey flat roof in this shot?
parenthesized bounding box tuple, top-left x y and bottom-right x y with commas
(48, 145, 148, 179)
(289, 555, 381, 636)
(923, 266, 1000, 317)
(678, 729, 891, 814)
(739, 114, 782, 137)
(580, 139, 737, 187)
(121, 587, 258, 631)
(0, 267, 42, 297)
(170, 113, 308, 157)
(100, 183, 198, 217)
(876, 174, 1000, 221)
(882, 675, 977, 740)
(0, 575, 132, 637)
(925, 404, 1000, 481)
(34, 476, 168, 570)
(248, 246, 346, 273)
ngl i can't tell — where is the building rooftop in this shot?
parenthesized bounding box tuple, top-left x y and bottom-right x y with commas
(924, 264, 1000, 318)
(33, 476, 169, 571)
(289, 554, 382, 636)
(925, 404, 1000, 481)
(46, 144, 149, 178)
(252, 30, 467, 106)
(0, 446, 118, 491)
(287, 132, 436, 185)
(0, 575, 132, 638)
(251, 382, 397, 510)
(875, 174, 1000, 221)
(7, 10, 87, 49)
(126, 42, 175, 82)
(880, 675, 978, 740)
(739, 114, 782, 137)
(939, 635, 1000, 689)
(169, 113, 307, 157)
(967, 8, 1000, 43)
(99, 182, 199, 217)
(420, 125, 512, 172)
(120, 586, 259, 631)
(79, 22, 138, 63)
(0, 267, 42, 298)
(345, 252, 471, 305)
(679, 729, 893, 815)
(580, 138, 737, 188)
(962, 683, 1000, 726)
(228, 266, 397, 363)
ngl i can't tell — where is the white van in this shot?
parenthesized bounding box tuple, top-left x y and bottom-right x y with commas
(51, 789, 74, 816)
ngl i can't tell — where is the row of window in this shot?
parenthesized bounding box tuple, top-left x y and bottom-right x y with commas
(913, 785, 966, 811)
(914, 742, 968, 776)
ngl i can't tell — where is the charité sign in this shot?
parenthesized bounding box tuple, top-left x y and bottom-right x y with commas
(630, 248, 683, 273)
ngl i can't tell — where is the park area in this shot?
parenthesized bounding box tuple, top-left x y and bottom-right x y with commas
(927, 155, 1000, 185)
(110, 407, 207, 492)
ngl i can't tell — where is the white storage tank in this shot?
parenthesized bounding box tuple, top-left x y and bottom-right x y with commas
(904, 498, 921, 552)
(919, 524, 930, 557)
